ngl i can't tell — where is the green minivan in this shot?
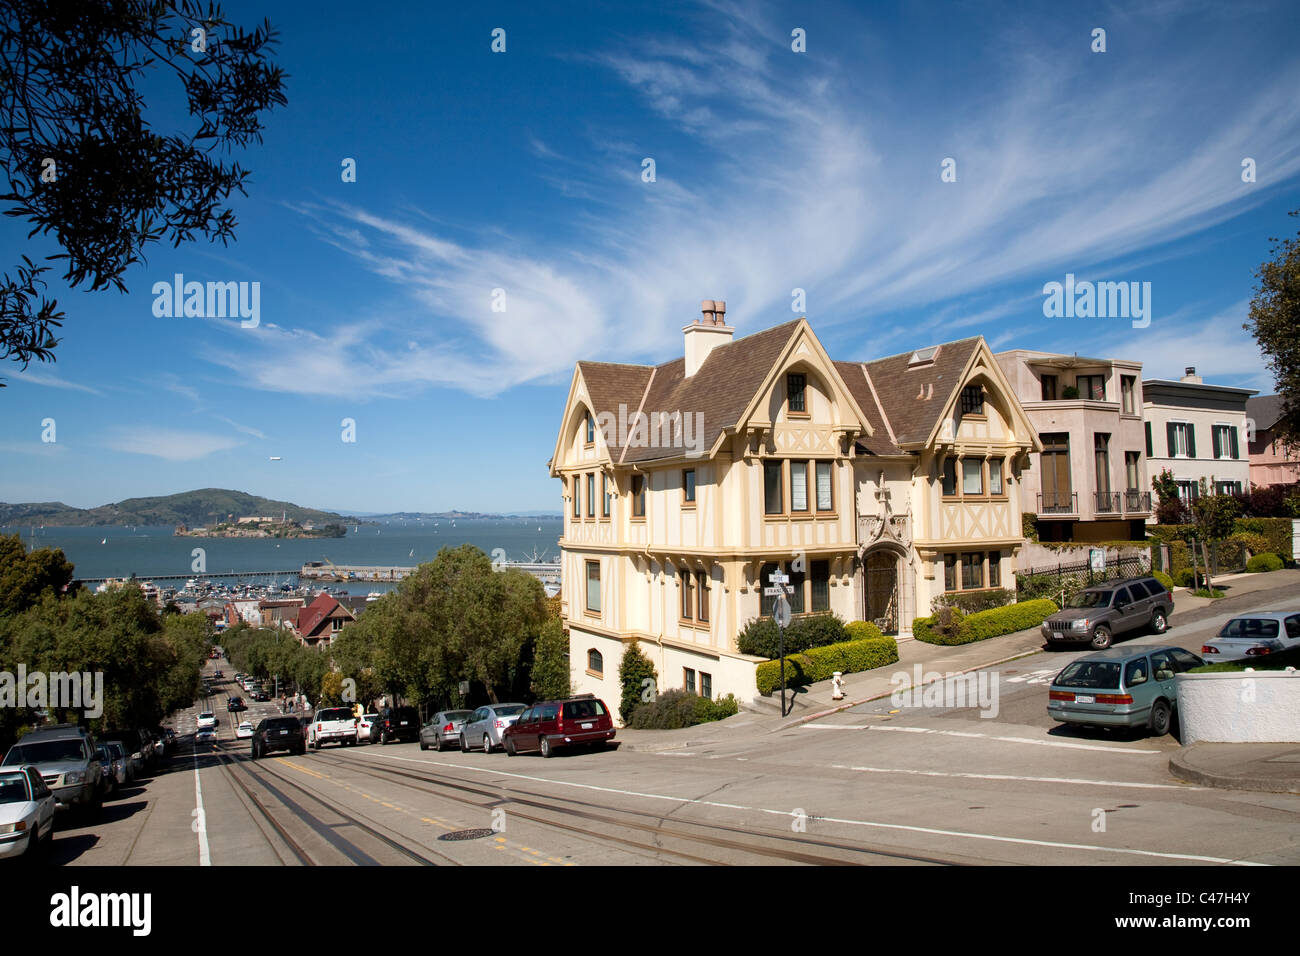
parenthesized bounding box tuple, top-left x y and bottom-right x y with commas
(1048, 644, 1204, 736)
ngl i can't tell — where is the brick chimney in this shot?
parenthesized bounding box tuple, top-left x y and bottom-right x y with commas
(683, 298, 734, 376)
(1181, 366, 1202, 384)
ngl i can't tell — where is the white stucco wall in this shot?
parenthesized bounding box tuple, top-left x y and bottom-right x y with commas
(1177, 670, 1300, 743)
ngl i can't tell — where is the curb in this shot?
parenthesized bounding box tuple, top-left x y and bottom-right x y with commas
(1168, 746, 1300, 795)
(773, 646, 1048, 732)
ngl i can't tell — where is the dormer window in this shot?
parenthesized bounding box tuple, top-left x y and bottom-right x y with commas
(909, 346, 939, 367)
(787, 373, 807, 414)
(584, 411, 595, 445)
(960, 385, 985, 416)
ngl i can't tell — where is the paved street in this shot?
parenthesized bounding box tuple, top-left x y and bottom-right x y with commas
(40, 586, 1300, 867)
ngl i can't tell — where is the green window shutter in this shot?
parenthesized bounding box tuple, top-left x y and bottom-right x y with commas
(1230, 427, 1239, 459)
(1145, 422, 1153, 457)
(1212, 427, 1222, 459)
(1187, 425, 1196, 458)
(1165, 422, 1176, 457)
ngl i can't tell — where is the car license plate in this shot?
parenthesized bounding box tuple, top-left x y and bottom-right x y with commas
(279, 730, 288, 735)
(1075, 695, 1095, 704)
(400, 721, 408, 726)
(582, 722, 593, 729)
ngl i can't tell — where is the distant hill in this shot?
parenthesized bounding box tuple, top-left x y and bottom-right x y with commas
(0, 489, 352, 528)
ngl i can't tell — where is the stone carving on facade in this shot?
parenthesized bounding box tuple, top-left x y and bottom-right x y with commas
(859, 470, 912, 555)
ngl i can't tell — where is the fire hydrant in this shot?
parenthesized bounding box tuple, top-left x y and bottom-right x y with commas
(831, 671, 845, 700)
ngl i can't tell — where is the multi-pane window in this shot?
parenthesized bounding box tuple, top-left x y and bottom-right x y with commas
(700, 672, 712, 699)
(680, 570, 694, 620)
(791, 461, 809, 511)
(572, 476, 580, 517)
(961, 552, 984, 590)
(1125, 452, 1141, 492)
(684, 668, 696, 694)
(585, 561, 601, 613)
(587, 649, 603, 675)
(961, 459, 983, 495)
(1175, 480, 1199, 502)
(787, 373, 807, 413)
(764, 461, 784, 514)
(1212, 424, 1239, 460)
(758, 560, 824, 617)
(946, 552, 1000, 591)
(1214, 481, 1243, 496)
(683, 469, 696, 504)
(631, 475, 646, 517)
(1077, 375, 1105, 401)
(788, 565, 806, 614)
(810, 560, 829, 612)
(1040, 374, 1058, 401)
(586, 473, 595, 517)
(602, 474, 612, 517)
(944, 457, 1003, 498)
(815, 462, 833, 511)
(988, 458, 1004, 495)
(960, 385, 985, 415)
(944, 554, 958, 591)
(988, 552, 1001, 588)
(1167, 422, 1195, 458)
(1121, 376, 1136, 415)
(760, 562, 780, 616)
(697, 571, 710, 623)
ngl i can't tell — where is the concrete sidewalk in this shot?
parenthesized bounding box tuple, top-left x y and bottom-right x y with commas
(1170, 743, 1300, 794)
(618, 568, 1300, 770)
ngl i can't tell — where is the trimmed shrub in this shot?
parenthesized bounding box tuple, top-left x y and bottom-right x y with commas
(755, 636, 899, 695)
(736, 611, 846, 659)
(618, 644, 658, 726)
(1246, 553, 1284, 573)
(931, 588, 1015, 614)
(844, 620, 885, 643)
(913, 599, 1058, 646)
(627, 689, 697, 729)
(693, 693, 739, 723)
(1233, 517, 1293, 559)
(1022, 512, 1038, 541)
(1231, 531, 1272, 557)
(1151, 570, 1174, 591)
(1173, 567, 1196, 588)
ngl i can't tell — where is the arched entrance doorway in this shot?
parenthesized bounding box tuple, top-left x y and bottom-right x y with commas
(864, 550, 901, 634)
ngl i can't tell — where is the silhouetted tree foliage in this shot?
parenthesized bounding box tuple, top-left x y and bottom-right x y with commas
(1246, 209, 1300, 443)
(0, 0, 287, 380)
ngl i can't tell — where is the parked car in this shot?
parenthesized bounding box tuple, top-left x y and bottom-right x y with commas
(357, 714, 379, 743)
(1048, 644, 1204, 735)
(308, 707, 358, 749)
(1201, 612, 1300, 662)
(460, 704, 527, 753)
(103, 742, 133, 785)
(0, 724, 102, 815)
(93, 744, 123, 796)
(251, 689, 270, 703)
(373, 706, 421, 745)
(420, 710, 473, 751)
(252, 716, 306, 758)
(0, 766, 57, 858)
(195, 727, 217, 744)
(227, 697, 246, 713)
(503, 696, 616, 757)
(235, 721, 255, 740)
(97, 730, 147, 778)
(1041, 576, 1174, 649)
(197, 713, 218, 730)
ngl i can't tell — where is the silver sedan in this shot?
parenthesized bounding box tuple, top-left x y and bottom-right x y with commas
(420, 711, 473, 751)
(459, 704, 527, 753)
(1200, 611, 1300, 662)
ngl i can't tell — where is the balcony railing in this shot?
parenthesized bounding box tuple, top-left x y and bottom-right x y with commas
(1037, 492, 1078, 516)
(1093, 491, 1121, 514)
(1124, 490, 1152, 514)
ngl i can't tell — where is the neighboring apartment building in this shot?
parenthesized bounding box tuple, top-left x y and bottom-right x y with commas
(294, 592, 356, 648)
(1245, 394, 1300, 486)
(550, 301, 1040, 704)
(995, 350, 1151, 542)
(1143, 367, 1255, 508)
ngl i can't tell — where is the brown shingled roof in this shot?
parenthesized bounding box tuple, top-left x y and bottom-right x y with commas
(577, 361, 654, 458)
(832, 361, 903, 456)
(861, 338, 981, 446)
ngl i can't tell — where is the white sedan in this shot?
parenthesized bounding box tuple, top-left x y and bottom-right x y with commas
(357, 714, 379, 743)
(196, 712, 217, 730)
(235, 721, 255, 740)
(0, 767, 57, 859)
(1200, 612, 1300, 662)
(195, 728, 218, 744)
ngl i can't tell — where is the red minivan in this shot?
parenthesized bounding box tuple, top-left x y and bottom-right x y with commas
(503, 696, 616, 757)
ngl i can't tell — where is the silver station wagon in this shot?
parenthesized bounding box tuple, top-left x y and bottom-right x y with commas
(1048, 644, 1204, 736)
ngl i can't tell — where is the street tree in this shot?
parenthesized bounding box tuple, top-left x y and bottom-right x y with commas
(1245, 209, 1300, 443)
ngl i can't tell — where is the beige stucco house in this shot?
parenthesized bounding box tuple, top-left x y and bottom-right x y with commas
(994, 350, 1152, 541)
(550, 302, 1041, 706)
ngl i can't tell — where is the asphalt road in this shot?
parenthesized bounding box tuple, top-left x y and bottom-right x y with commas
(38, 592, 1300, 867)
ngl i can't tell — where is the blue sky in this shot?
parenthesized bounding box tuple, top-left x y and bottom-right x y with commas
(3, 0, 1299, 514)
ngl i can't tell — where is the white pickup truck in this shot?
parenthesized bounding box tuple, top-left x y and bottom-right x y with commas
(308, 707, 358, 750)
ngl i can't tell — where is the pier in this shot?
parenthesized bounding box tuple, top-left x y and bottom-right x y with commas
(300, 562, 561, 585)
(74, 569, 300, 585)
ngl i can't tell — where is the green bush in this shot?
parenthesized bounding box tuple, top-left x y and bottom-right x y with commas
(1022, 512, 1038, 541)
(737, 611, 846, 659)
(1173, 567, 1196, 588)
(1246, 553, 1284, 573)
(931, 588, 1015, 614)
(913, 599, 1058, 646)
(628, 690, 741, 729)
(843, 620, 885, 643)
(755, 636, 899, 695)
(1231, 531, 1273, 557)
(1233, 517, 1293, 559)
(618, 644, 658, 725)
(1151, 569, 1174, 591)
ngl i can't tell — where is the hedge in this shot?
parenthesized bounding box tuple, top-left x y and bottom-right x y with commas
(913, 598, 1059, 646)
(931, 587, 1015, 614)
(1151, 569, 1174, 590)
(755, 636, 899, 695)
(627, 689, 741, 729)
(843, 620, 885, 642)
(1246, 553, 1284, 573)
(737, 611, 846, 659)
(1233, 518, 1293, 559)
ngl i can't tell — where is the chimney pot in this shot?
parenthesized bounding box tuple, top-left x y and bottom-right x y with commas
(1185, 366, 1196, 376)
(700, 299, 716, 324)
(713, 300, 726, 325)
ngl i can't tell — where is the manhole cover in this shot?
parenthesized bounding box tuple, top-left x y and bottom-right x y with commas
(438, 828, 496, 842)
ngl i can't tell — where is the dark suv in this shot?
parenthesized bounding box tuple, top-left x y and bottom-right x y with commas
(503, 696, 616, 757)
(1041, 575, 1174, 650)
(251, 717, 306, 758)
(373, 706, 420, 744)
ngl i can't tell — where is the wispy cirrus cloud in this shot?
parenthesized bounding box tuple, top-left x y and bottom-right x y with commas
(9, 370, 102, 395)
(103, 427, 243, 462)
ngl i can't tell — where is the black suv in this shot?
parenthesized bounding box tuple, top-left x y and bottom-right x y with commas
(373, 706, 420, 744)
(1041, 575, 1175, 649)
(251, 717, 306, 758)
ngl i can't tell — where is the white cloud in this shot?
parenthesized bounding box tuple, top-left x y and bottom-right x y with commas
(1121, 301, 1273, 390)
(104, 427, 243, 462)
(9, 371, 102, 394)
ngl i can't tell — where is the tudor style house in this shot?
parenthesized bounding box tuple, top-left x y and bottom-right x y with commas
(550, 301, 1041, 706)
